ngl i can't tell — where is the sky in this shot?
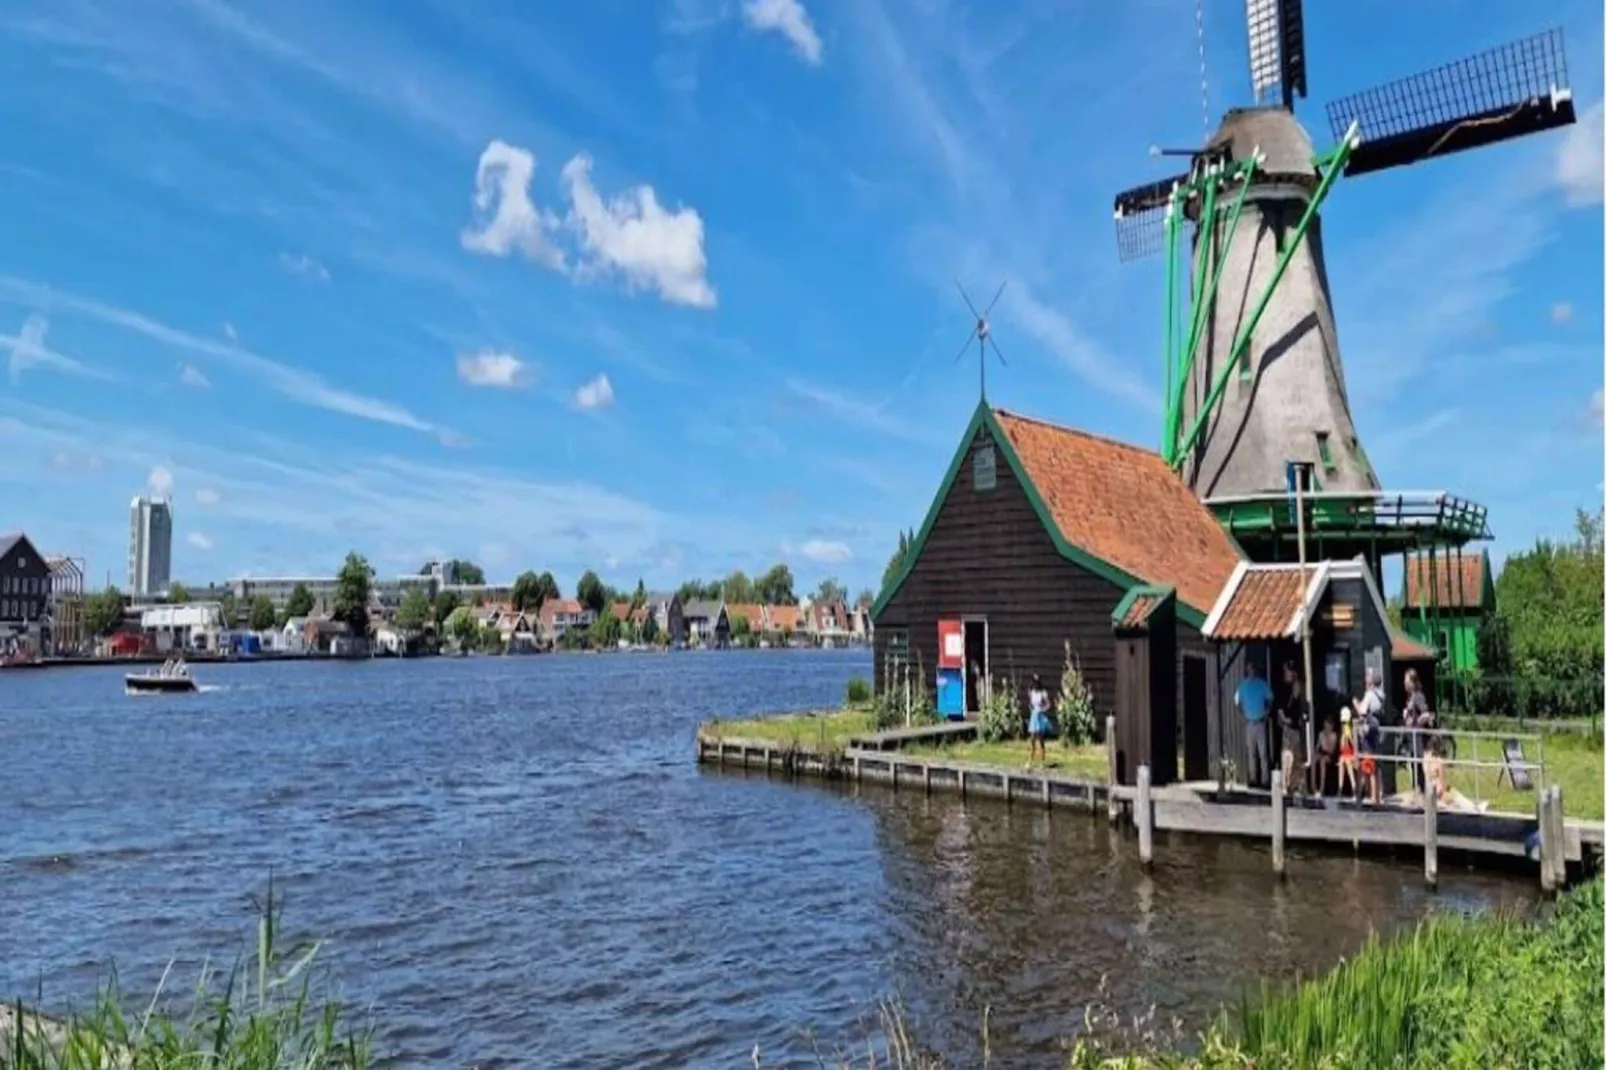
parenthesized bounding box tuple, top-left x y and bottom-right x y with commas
(0, 0, 1600, 600)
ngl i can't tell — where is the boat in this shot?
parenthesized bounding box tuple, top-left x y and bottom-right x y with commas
(126, 658, 199, 694)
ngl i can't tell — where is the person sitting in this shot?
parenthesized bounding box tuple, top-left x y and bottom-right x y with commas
(1313, 715, 1339, 796)
(1423, 736, 1483, 813)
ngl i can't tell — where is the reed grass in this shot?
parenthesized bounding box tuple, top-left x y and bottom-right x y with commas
(701, 707, 876, 752)
(4, 880, 369, 1070)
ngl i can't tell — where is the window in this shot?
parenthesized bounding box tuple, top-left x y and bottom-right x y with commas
(1315, 431, 1335, 473)
(973, 443, 997, 492)
(884, 628, 909, 673)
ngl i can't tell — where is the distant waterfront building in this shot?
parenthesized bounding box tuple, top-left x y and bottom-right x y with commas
(128, 496, 173, 597)
(230, 573, 434, 615)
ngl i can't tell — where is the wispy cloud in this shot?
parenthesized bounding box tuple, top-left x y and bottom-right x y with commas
(461, 140, 717, 309)
(574, 373, 615, 411)
(180, 364, 211, 389)
(1, 314, 110, 382)
(742, 0, 824, 66)
(278, 252, 331, 282)
(196, 486, 222, 506)
(0, 278, 446, 437)
(1551, 300, 1574, 325)
(187, 531, 213, 551)
(798, 537, 851, 564)
(147, 464, 175, 498)
(456, 349, 529, 389)
(785, 377, 941, 445)
(1556, 100, 1604, 207)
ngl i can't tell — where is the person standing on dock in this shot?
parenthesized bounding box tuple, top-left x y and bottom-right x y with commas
(1235, 659, 1273, 788)
(1278, 661, 1308, 794)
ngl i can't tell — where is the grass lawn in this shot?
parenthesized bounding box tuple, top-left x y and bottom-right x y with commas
(1442, 727, 1603, 821)
(700, 706, 875, 750)
(904, 738, 1109, 781)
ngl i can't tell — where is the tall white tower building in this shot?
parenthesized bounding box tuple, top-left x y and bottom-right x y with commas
(128, 496, 173, 597)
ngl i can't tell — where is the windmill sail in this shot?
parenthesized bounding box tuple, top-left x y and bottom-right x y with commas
(1245, 0, 1307, 110)
(1327, 29, 1576, 177)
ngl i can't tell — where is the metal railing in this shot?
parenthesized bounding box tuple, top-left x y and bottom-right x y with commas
(1366, 725, 1545, 810)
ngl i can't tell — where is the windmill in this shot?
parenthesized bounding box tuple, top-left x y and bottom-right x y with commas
(1112, 5, 1577, 502)
(952, 280, 1009, 402)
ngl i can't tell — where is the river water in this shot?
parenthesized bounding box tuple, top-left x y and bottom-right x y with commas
(2, 651, 1533, 1067)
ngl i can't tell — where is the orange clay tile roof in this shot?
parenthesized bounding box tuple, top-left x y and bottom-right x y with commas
(767, 605, 804, 631)
(992, 409, 1244, 617)
(1118, 594, 1160, 628)
(1208, 567, 1316, 640)
(725, 603, 764, 628)
(1390, 628, 1436, 660)
(1403, 552, 1488, 610)
(609, 602, 632, 621)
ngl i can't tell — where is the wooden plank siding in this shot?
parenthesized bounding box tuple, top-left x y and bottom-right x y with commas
(874, 423, 1132, 718)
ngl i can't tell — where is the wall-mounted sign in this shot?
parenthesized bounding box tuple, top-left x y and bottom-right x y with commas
(1322, 601, 1356, 629)
(937, 619, 964, 669)
(973, 443, 997, 491)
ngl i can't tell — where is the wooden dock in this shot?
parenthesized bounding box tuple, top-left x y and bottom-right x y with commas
(696, 717, 1600, 890)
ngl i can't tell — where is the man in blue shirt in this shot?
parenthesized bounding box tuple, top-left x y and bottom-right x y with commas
(1235, 659, 1273, 788)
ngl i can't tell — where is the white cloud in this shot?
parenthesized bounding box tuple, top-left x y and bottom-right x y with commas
(742, 0, 823, 65)
(1550, 301, 1574, 325)
(785, 378, 939, 444)
(800, 538, 851, 564)
(278, 252, 332, 282)
(456, 350, 528, 388)
(195, 486, 222, 506)
(187, 532, 213, 551)
(148, 464, 175, 498)
(574, 373, 615, 411)
(1556, 101, 1603, 208)
(222, 321, 238, 341)
(49, 451, 103, 471)
(460, 141, 716, 310)
(2, 313, 106, 382)
(180, 363, 211, 389)
(1005, 286, 1159, 414)
(0, 277, 446, 437)
(460, 139, 565, 267)
(561, 154, 716, 309)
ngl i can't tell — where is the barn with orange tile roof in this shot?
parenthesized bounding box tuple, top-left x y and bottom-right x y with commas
(1400, 549, 1494, 673)
(872, 401, 1246, 775)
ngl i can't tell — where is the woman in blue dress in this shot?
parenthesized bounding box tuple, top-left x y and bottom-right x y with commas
(1027, 674, 1052, 768)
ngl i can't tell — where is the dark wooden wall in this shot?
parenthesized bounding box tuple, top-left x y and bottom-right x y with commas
(1114, 602, 1179, 786)
(874, 424, 1131, 719)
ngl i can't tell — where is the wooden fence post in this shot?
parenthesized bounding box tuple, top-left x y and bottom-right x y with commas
(1423, 778, 1438, 889)
(1270, 770, 1286, 878)
(1106, 715, 1119, 823)
(1137, 764, 1153, 868)
(1552, 785, 1567, 890)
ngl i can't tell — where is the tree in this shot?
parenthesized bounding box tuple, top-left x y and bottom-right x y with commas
(512, 570, 541, 613)
(723, 570, 755, 604)
(631, 579, 648, 609)
(452, 560, 486, 586)
(396, 588, 431, 632)
(536, 571, 561, 607)
(641, 612, 660, 646)
(882, 529, 913, 589)
(448, 607, 479, 648)
(756, 563, 796, 606)
(434, 588, 461, 626)
(855, 588, 875, 610)
(332, 552, 374, 636)
(676, 579, 720, 604)
(168, 582, 191, 603)
(589, 607, 622, 648)
(285, 583, 316, 619)
(478, 621, 503, 653)
(84, 587, 126, 637)
(731, 613, 752, 644)
(815, 578, 846, 605)
(576, 570, 607, 614)
(248, 595, 277, 631)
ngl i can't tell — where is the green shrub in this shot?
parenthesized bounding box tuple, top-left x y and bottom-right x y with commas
(846, 676, 872, 705)
(977, 673, 1019, 743)
(1056, 641, 1098, 745)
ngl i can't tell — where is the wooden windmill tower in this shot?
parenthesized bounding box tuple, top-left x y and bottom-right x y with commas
(1112, 5, 1577, 502)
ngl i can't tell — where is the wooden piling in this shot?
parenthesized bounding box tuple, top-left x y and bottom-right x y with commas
(1538, 788, 1558, 894)
(1004, 774, 1013, 806)
(923, 764, 932, 795)
(1423, 778, 1438, 889)
(1270, 770, 1286, 878)
(1136, 764, 1153, 868)
(1042, 776, 1051, 808)
(1105, 715, 1118, 823)
(1552, 786, 1566, 889)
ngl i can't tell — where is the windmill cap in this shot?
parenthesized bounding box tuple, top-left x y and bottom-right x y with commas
(1208, 107, 1318, 183)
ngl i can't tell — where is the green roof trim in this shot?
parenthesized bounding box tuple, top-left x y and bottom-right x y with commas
(872, 402, 1210, 628)
(1111, 584, 1175, 627)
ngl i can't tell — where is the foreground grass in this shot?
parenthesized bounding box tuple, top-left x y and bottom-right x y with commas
(904, 739, 1108, 782)
(824, 879, 1603, 1070)
(700, 706, 876, 751)
(4, 883, 368, 1070)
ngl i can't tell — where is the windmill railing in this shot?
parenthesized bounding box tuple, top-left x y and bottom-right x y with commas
(1205, 490, 1493, 541)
